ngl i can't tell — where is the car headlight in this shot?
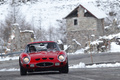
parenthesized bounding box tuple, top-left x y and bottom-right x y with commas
(58, 55, 65, 62)
(23, 57, 30, 64)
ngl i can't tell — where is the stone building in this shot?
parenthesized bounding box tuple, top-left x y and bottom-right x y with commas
(64, 3, 107, 52)
(7, 23, 34, 52)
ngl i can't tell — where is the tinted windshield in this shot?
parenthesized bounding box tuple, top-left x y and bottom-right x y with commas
(27, 42, 60, 53)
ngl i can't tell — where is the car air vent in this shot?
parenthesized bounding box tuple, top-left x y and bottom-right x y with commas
(42, 58, 47, 60)
(35, 58, 40, 61)
(36, 62, 53, 67)
(49, 58, 54, 60)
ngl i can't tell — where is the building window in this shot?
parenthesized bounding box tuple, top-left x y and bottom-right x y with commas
(74, 19, 78, 25)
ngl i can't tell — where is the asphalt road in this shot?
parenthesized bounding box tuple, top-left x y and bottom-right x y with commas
(0, 52, 120, 80)
(0, 68, 120, 80)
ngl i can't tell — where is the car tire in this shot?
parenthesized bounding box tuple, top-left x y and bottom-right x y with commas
(19, 58, 27, 75)
(20, 65, 27, 75)
(59, 62, 69, 73)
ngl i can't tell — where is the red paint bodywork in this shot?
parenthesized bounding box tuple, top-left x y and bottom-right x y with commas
(19, 41, 68, 71)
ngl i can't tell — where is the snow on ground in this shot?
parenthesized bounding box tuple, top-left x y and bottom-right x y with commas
(0, 56, 19, 61)
(0, 68, 20, 71)
(110, 42, 120, 52)
(68, 32, 120, 55)
(0, 62, 120, 71)
(68, 41, 120, 55)
(69, 62, 120, 68)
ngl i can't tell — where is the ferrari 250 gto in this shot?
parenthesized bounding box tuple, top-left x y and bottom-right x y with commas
(19, 41, 69, 75)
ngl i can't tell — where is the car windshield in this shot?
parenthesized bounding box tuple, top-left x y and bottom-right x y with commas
(28, 42, 60, 52)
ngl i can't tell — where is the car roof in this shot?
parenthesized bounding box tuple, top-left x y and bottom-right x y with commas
(28, 41, 55, 45)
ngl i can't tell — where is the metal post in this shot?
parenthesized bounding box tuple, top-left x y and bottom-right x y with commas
(89, 41, 93, 64)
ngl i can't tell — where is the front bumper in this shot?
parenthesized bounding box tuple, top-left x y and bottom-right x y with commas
(21, 61, 67, 71)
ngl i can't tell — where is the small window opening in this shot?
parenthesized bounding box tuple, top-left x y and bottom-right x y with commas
(74, 19, 78, 25)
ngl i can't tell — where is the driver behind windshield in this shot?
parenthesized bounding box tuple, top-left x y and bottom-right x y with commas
(29, 46, 36, 52)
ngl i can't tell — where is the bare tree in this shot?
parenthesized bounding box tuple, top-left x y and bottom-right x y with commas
(0, 3, 33, 42)
(56, 20, 66, 43)
(35, 28, 48, 41)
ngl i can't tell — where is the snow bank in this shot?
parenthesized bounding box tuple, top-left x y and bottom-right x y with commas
(1, 62, 120, 72)
(0, 68, 20, 71)
(69, 62, 86, 68)
(0, 56, 19, 61)
(86, 63, 120, 68)
(110, 42, 120, 52)
(70, 62, 120, 68)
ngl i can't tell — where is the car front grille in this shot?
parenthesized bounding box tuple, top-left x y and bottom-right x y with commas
(36, 62, 53, 67)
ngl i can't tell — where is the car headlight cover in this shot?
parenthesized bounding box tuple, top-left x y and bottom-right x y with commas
(23, 57, 30, 64)
(58, 55, 65, 62)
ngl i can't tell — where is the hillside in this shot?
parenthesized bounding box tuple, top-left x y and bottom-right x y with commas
(0, 0, 120, 45)
(0, 0, 119, 29)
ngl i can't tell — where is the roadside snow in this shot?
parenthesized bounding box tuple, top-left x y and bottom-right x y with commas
(110, 42, 120, 52)
(68, 32, 120, 55)
(0, 68, 20, 71)
(68, 41, 120, 55)
(0, 56, 19, 61)
(69, 62, 86, 68)
(69, 62, 120, 68)
(1, 62, 120, 71)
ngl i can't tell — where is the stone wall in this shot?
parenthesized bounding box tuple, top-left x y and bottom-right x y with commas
(66, 17, 97, 31)
(20, 32, 34, 49)
(97, 19, 105, 36)
(67, 30, 97, 53)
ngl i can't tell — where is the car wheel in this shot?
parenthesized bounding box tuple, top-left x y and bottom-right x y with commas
(20, 65, 27, 75)
(59, 62, 69, 73)
(20, 66, 27, 75)
(19, 58, 27, 75)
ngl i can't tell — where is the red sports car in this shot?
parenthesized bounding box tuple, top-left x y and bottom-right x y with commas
(19, 41, 68, 75)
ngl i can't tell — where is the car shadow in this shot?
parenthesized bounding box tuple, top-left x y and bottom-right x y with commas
(27, 71, 61, 75)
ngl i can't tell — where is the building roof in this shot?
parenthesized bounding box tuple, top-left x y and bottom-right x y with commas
(65, 3, 107, 19)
